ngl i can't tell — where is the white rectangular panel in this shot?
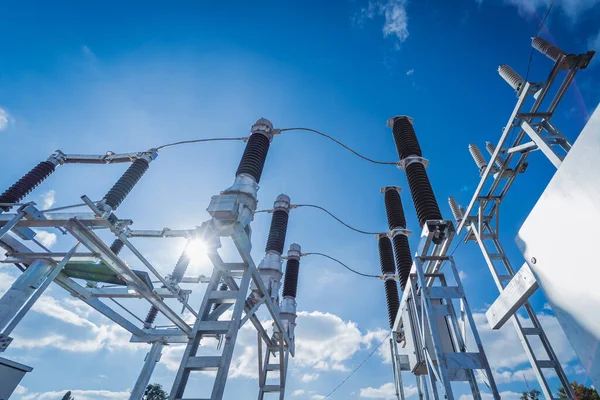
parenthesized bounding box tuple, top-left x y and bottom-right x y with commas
(516, 103, 600, 388)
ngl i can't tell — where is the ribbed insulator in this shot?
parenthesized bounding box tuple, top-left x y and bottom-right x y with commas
(265, 209, 289, 255)
(532, 37, 565, 63)
(384, 189, 407, 230)
(448, 197, 464, 221)
(392, 235, 412, 290)
(109, 239, 125, 255)
(144, 306, 159, 325)
(384, 280, 400, 329)
(498, 65, 524, 91)
(211, 283, 229, 312)
(485, 141, 505, 168)
(235, 133, 270, 183)
(0, 161, 56, 211)
(282, 258, 300, 298)
(468, 144, 487, 169)
(170, 249, 192, 283)
(391, 117, 422, 159)
(103, 158, 150, 210)
(405, 163, 442, 227)
(378, 236, 396, 275)
(378, 236, 399, 328)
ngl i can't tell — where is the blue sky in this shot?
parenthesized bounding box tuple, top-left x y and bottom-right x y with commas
(1, 0, 599, 399)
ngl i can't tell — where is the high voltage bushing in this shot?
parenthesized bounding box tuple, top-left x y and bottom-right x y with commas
(498, 64, 525, 92)
(109, 239, 125, 255)
(101, 155, 154, 211)
(378, 236, 400, 329)
(532, 36, 565, 63)
(485, 141, 506, 169)
(145, 242, 192, 326)
(448, 197, 464, 221)
(0, 155, 62, 212)
(265, 195, 291, 255)
(388, 116, 442, 228)
(249, 194, 292, 304)
(236, 120, 272, 183)
(280, 244, 301, 339)
(209, 118, 275, 229)
(384, 187, 407, 229)
(282, 248, 300, 299)
(468, 143, 487, 170)
(382, 187, 412, 290)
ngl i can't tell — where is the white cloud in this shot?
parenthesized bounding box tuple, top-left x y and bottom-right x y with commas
(360, 382, 419, 399)
(292, 389, 306, 396)
(459, 270, 468, 281)
(301, 372, 320, 382)
(501, 0, 600, 21)
(0, 107, 9, 131)
(40, 190, 56, 209)
(294, 311, 387, 371)
(33, 229, 57, 248)
(360, 0, 409, 45)
(312, 395, 326, 400)
(588, 29, 600, 53)
(406, 69, 414, 75)
(32, 295, 98, 329)
(19, 389, 130, 400)
(14, 385, 27, 395)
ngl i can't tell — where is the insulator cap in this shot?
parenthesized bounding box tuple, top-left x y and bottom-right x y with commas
(235, 132, 270, 183)
(468, 144, 487, 169)
(498, 65, 524, 91)
(282, 256, 300, 298)
(103, 158, 150, 210)
(384, 188, 407, 230)
(273, 194, 291, 212)
(532, 37, 565, 63)
(265, 209, 289, 255)
(405, 163, 442, 227)
(389, 116, 422, 159)
(0, 161, 57, 211)
(485, 142, 505, 168)
(109, 239, 125, 255)
(448, 197, 464, 221)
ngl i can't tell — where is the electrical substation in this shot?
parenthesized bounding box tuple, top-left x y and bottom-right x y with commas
(0, 36, 598, 400)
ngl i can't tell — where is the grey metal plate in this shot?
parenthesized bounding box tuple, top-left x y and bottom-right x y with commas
(516, 103, 600, 388)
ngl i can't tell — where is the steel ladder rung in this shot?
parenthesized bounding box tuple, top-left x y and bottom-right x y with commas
(262, 385, 281, 392)
(186, 356, 222, 371)
(488, 253, 506, 260)
(537, 360, 558, 369)
(196, 320, 231, 334)
(265, 364, 280, 371)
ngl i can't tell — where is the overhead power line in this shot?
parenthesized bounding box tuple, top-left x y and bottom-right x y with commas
(279, 127, 399, 165)
(256, 203, 381, 235)
(524, 0, 557, 82)
(323, 333, 391, 399)
(302, 252, 380, 279)
(153, 137, 248, 151)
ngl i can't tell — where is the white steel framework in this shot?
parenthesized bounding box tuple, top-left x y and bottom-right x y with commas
(451, 38, 595, 399)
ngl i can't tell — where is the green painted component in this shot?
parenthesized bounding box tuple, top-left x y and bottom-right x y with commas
(63, 262, 154, 289)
